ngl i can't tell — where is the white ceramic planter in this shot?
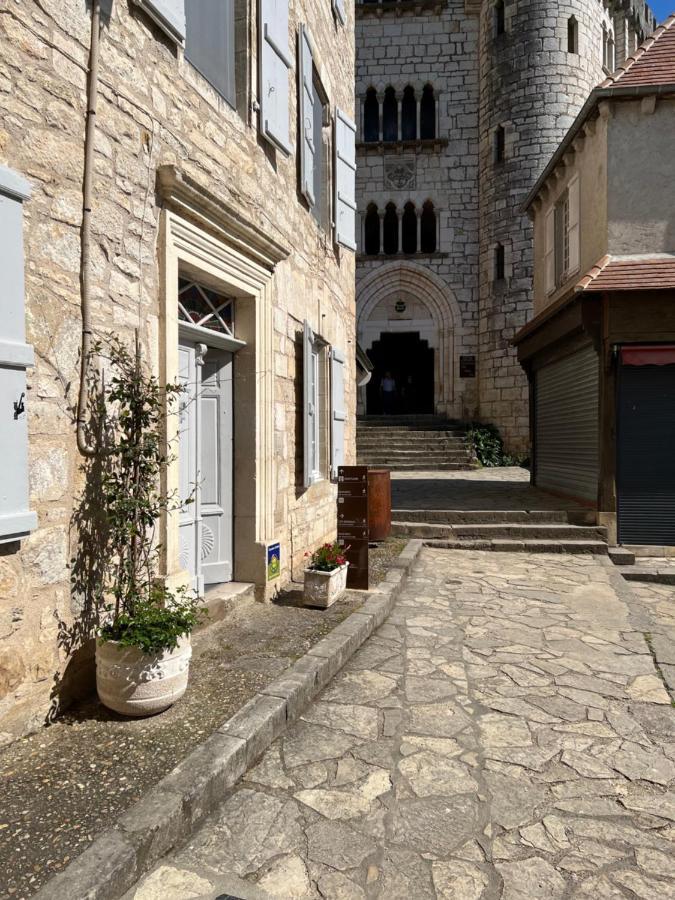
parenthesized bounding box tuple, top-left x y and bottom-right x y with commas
(303, 563, 349, 608)
(95, 636, 192, 717)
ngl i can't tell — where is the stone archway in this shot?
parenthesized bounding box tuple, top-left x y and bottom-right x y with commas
(357, 262, 462, 417)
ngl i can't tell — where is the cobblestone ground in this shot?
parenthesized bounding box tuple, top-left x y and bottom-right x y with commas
(128, 549, 675, 900)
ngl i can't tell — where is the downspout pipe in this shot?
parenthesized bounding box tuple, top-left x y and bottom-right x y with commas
(76, 0, 101, 457)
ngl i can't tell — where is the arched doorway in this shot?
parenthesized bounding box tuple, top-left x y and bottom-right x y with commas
(366, 332, 434, 414)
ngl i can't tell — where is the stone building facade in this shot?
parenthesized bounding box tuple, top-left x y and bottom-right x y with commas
(0, 0, 356, 742)
(355, 0, 656, 448)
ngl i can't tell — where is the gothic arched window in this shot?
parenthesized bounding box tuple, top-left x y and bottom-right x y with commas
(402, 202, 417, 254)
(401, 86, 416, 141)
(420, 85, 436, 140)
(382, 87, 398, 142)
(420, 201, 436, 253)
(364, 203, 380, 255)
(363, 88, 379, 142)
(383, 202, 399, 255)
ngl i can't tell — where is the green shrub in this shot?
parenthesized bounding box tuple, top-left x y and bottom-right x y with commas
(467, 423, 528, 468)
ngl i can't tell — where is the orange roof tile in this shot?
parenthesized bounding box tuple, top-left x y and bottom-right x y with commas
(602, 14, 675, 89)
(576, 255, 675, 292)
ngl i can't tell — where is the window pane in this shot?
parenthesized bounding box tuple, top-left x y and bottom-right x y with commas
(178, 280, 234, 335)
(185, 0, 235, 105)
(364, 89, 379, 142)
(382, 88, 397, 142)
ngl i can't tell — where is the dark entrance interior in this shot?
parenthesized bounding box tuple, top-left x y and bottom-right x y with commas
(617, 361, 675, 545)
(366, 332, 434, 415)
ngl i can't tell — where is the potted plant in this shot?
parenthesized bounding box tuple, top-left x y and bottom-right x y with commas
(92, 335, 204, 717)
(303, 541, 349, 608)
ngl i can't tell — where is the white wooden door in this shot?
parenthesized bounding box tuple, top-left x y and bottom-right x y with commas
(178, 338, 233, 593)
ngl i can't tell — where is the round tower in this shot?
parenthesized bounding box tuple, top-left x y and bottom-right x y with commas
(477, 0, 615, 453)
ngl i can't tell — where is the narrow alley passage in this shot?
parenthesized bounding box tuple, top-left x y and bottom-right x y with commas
(128, 549, 675, 900)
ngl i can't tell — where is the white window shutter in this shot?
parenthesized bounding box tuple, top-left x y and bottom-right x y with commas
(545, 206, 555, 294)
(299, 27, 315, 206)
(303, 321, 315, 489)
(133, 0, 185, 42)
(330, 347, 346, 479)
(259, 0, 292, 154)
(0, 166, 37, 543)
(334, 108, 357, 250)
(567, 175, 580, 276)
(332, 0, 347, 26)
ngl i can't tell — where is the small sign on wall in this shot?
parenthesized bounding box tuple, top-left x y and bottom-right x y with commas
(460, 355, 476, 378)
(267, 542, 281, 580)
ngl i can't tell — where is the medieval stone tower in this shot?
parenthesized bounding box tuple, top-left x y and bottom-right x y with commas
(355, 0, 656, 451)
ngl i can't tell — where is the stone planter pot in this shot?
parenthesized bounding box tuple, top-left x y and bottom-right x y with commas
(95, 636, 192, 717)
(303, 563, 349, 608)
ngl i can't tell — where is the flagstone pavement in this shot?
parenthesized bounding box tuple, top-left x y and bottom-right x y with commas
(127, 549, 675, 900)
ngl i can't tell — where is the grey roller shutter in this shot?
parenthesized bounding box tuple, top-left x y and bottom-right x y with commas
(0, 166, 37, 543)
(617, 362, 675, 545)
(535, 345, 599, 502)
(259, 0, 292, 154)
(133, 0, 185, 42)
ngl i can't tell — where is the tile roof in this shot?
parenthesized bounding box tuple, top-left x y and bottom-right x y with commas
(576, 254, 675, 292)
(601, 13, 675, 89)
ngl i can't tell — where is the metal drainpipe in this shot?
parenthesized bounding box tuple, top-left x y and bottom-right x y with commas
(76, 0, 101, 457)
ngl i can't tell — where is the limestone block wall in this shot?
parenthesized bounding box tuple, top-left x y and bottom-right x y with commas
(0, 0, 355, 743)
(476, 0, 654, 452)
(355, 0, 480, 420)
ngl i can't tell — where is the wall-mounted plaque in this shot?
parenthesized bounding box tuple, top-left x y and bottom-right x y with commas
(384, 158, 415, 191)
(460, 355, 476, 378)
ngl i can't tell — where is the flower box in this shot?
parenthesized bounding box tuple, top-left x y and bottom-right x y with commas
(303, 562, 349, 608)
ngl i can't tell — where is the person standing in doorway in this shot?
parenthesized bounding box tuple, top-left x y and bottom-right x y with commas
(380, 370, 397, 414)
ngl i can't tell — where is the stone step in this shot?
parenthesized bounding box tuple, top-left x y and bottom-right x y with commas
(356, 462, 475, 471)
(358, 427, 468, 436)
(615, 567, 675, 585)
(358, 416, 464, 426)
(391, 509, 595, 525)
(422, 539, 609, 555)
(392, 522, 608, 541)
(196, 582, 256, 630)
(358, 450, 473, 461)
(608, 547, 636, 566)
(357, 440, 470, 450)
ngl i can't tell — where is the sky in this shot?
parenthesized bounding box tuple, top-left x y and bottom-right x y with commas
(651, 1, 673, 22)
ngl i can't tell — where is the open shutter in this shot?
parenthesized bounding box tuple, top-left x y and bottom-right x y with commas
(334, 108, 357, 250)
(303, 321, 315, 489)
(299, 26, 315, 206)
(567, 175, 580, 276)
(133, 0, 185, 42)
(332, 0, 347, 26)
(330, 348, 346, 479)
(0, 166, 36, 543)
(259, 0, 292, 154)
(544, 206, 555, 294)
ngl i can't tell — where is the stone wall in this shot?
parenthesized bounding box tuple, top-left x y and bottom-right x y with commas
(0, 0, 355, 743)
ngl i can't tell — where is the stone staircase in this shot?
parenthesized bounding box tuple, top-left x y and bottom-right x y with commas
(357, 415, 475, 471)
(391, 509, 609, 554)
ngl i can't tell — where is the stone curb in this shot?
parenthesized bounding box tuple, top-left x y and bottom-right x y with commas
(34, 539, 423, 900)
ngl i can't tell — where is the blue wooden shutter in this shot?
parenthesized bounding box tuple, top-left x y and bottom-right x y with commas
(330, 347, 346, 479)
(332, 0, 347, 26)
(334, 108, 357, 250)
(133, 0, 186, 42)
(0, 166, 36, 543)
(299, 26, 315, 206)
(303, 321, 316, 488)
(185, 0, 236, 107)
(260, 0, 292, 154)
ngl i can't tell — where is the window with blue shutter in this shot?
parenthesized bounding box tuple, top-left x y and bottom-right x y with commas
(332, 0, 347, 26)
(330, 348, 346, 479)
(0, 166, 36, 544)
(260, 0, 292, 154)
(299, 26, 315, 206)
(185, 0, 236, 107)
(334, 108, 357, 250)
(133, 0, 186, 42)
(303, 321, 318, 488)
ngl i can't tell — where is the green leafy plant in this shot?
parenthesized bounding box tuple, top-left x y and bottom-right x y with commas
(306, 541, 349, 572)
(467, 423, 529, 468)
(95, 334, 204, 653)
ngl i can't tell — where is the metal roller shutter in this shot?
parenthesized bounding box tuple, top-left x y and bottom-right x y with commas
(535, 345, 599, 502)
(617, 363, 675, 546)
